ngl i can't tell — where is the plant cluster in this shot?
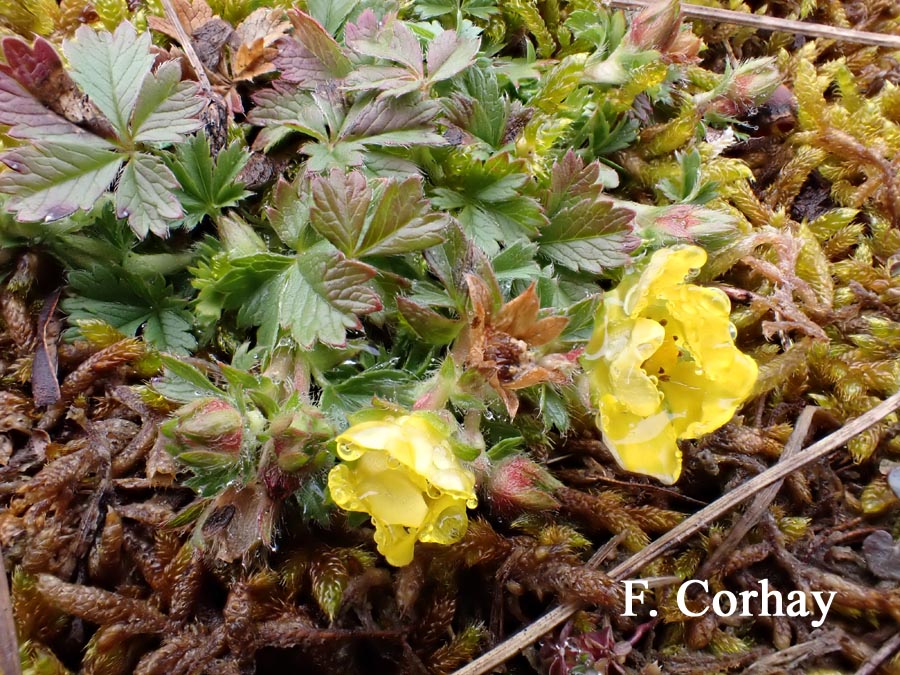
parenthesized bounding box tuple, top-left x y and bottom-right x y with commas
(2, 0, 900, 673)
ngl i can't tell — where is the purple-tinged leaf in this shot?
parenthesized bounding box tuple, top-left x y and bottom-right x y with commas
(342, 65, 419, 96)
(0, 140, 122, 223)
(342, 95, 442, 146)
(426, 30, 479, 83)
(248, 86, 330, 141)
(539, 198, 638, 275)
(360, 176, 447, 256)
(345, 10, 423, 75)
(546, 151, 618, 215)
(130, 60, 204, 144)
(310, 169, 370, 255)
(284, 10, 352, 80)
(0, 70, 86, 140)
(0, 36, 116, 139)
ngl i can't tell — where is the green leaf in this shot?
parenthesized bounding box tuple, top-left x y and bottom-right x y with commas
(320, 368, 416, 417)
(130, 60, 204, 145)
(492, 240, 541, 281)
(166, 134, 252, 229)
(265, 177, 311, 249)
(0, 140, 122, 222)
(158, 355, 226, 397)
(430, 152, 546, 255)
(115, 154, 184, 238)
(310, 170, 447, 257)
(306, 0, 357, 35)
(426, 29, 479, 83)
(396, 296, 462, 344)
(218, 246, 382, 349)
(539, 198, 637, 275)
(63, 266, 198, 354)
(64, 22, 155, 138)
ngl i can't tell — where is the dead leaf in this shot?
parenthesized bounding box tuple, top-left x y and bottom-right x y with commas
(231, 8, 289, 48)
(192, 18, 234, 71)
(147, 0, 214, 41)
(232, 38, 278, 82)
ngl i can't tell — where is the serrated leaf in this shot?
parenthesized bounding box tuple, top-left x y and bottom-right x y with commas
(0, 37, 92, 141)
(223, 246, 382, 348)
(286, 9, 352, 78)
(130, 60, 204, 144)
(64, 22, 155, 138)
(321, 368, 416, 415)
(0, 140, 122, 222)
(341, 95, 443, 147)
(430, 152, 546, 255)
(167, 133, 251, 228)
(309, 170, 369, 255)
(249, 87, 330, 140)
(361, 178, 447, 256)
(539, 198, 637, 274)
(62, 267, 198, 354)
(306, 0, 356, 35)
(265, 177, 311, 248)
(310, 170, 446, 258)
(115, 154, 184, 238)
(157, 355, 225, 396)
(492, 240, 542, 281)
(426, 29, 479, 83)
(345, 10, 423, 75)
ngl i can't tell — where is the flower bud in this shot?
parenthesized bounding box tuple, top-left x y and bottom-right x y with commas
(269, 407, 332, 473)
(486, 455, 562, 516)
(163, 398, 243, 468)
(626, 0, 682, 52)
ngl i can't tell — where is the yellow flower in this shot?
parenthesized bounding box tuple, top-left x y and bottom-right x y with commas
(327, 413, 478, 566)
(582, 246, 757, 484)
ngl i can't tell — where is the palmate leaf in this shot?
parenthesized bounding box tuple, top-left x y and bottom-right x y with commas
(0, 24, 203, 237)
(343, 11, 478, 96)
(430, 151, 547, 255)
(539, 153, 638, 274)
(63, 22, 155, 138)
(63, 266, 198, 354)
(166, 134, 252, 229)
(215, 244, 382, 348)
(249, 85, 442, 171)
(310, 169, 447, 257)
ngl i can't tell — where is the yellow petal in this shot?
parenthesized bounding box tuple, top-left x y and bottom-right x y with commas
(418, 495, 469, 544)
(354, 452, 429, 528)
(607, 318, 666, 417)
(598, 408, 682, 484)
(372, 521, 419, 567)
(622, 246, 707, 318)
